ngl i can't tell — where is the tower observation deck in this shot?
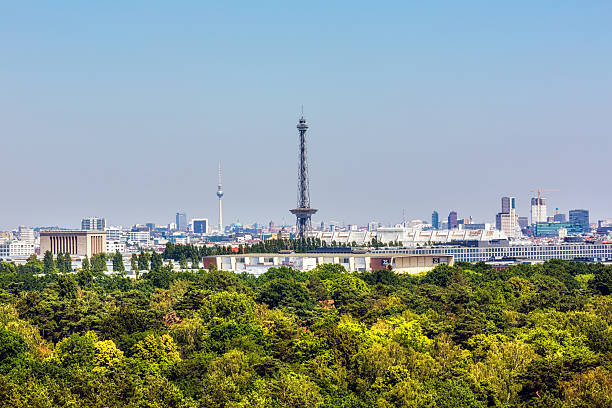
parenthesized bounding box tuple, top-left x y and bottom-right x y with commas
(290, 115, 317, 238)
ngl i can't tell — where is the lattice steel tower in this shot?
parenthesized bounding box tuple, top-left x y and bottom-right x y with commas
(290, 114, 317, 238)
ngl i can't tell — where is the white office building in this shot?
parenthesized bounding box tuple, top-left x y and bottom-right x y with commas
(106, 240, 126, 254)
(104, 227, 124, 241)
(17, 226, 35, 244)
(0, 241, 35, 258)
(126, 231, 150, 246)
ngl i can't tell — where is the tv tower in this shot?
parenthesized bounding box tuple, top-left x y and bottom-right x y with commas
(290, 112, 317, 238)
(216, 161, 224, 232)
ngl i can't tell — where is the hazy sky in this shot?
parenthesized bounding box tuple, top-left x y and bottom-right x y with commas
(1, 1, 611, 230)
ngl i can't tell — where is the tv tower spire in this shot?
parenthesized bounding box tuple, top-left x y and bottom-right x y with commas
(290, 112, 317, 238)
(216, 161, 224, 232)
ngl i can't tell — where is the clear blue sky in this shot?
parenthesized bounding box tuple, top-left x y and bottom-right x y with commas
(1, 1, 611, 229)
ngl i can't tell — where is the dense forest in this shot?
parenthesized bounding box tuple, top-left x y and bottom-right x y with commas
(0, 255, 611, 407)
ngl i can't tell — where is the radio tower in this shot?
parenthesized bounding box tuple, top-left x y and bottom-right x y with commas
(290, 112, 317, 238)
(216, 161, 224, 232)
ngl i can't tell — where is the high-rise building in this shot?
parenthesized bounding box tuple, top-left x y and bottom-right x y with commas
(448, 211, 458, 230)
(518, 217, 529, 229)
(176, 212, 187, 232)
(501, 197, 516, 213)
(496, 211, 518, 237)
(192, 218, 209, 234)
(81, 217, 106, 231)
(432, 211, 439, 230)
(531, 197, 547, 225)
(496, 196, 519, 237)
(569, 209, 590, 233)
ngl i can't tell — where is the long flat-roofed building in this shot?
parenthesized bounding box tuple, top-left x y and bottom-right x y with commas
(202, 252, 453, 275)
(40, 230, 106, 258)
(373, 242, 612, 263)
(309, 228, 507, 246)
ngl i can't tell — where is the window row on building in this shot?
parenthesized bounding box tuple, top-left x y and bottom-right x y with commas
(373, 244, 612, 263)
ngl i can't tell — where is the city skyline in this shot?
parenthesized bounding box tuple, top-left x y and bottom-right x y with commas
(1, 3, 611, 229)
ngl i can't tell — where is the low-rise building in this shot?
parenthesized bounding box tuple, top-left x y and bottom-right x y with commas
(371, 228, 507, 246)
(202, 252, 453, 275)
(106, 240, 126, 254)
(40, 230, 106, 257)
(372, 242, 612, 263)
(126, 231, 150, 246)
(104, 227, 124, 241)
(0, 241, 35, 259)
(535, 222, 583, 237)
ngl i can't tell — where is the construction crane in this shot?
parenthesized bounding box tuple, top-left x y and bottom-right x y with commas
(530, 188, 560, 224)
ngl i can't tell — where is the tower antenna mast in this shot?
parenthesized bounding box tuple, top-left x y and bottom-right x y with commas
(290, 110, 317, 238)
(216, 161, 224, 232)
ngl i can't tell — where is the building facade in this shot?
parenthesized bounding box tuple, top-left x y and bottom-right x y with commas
(501, 197, 516, 214)
(192, 218, 209, 234)
(448, 211, 458, 230)
(496, 210, 519, 238)
(372, 243, 612, 263)
(312, 228, 507, 246)
(432, 211, 439, 230)
(81, 217, 106, 231)
(40, 230, 106, 257)
(569, 209, 590, 233)
(104, 227, 124, 241)
(202, 252, 453, 275)
(496, 197, 519, 238)
(0, 241, 35, 259)
(17, 226, 35, 243)
(126, 231, 151, 246)
(176, 212, 187, 232)
(534, 222, 583, 237)
(106, 240, 126, 254)
(531, 198, 547, 225)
